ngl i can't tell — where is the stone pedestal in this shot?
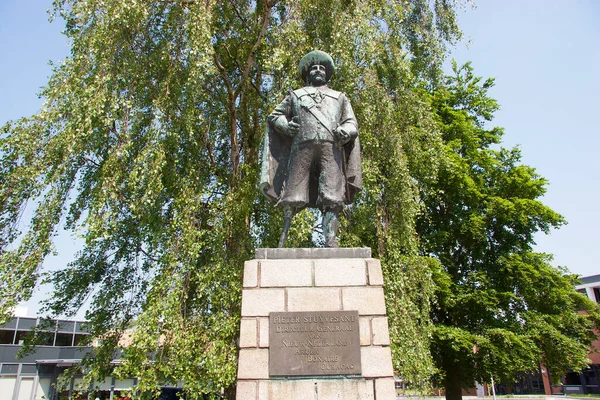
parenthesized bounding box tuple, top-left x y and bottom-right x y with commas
(236, 248, 396, 400)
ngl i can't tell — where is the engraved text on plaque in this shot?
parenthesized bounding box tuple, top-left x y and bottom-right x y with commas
(269, 311, 361, 376)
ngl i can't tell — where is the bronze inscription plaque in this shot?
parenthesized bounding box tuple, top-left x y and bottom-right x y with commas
(269, 311, 361, 376)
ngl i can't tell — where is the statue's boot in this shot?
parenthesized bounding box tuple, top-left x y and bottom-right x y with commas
(278, 206, 295, 248)
(322, 209, 340, 248)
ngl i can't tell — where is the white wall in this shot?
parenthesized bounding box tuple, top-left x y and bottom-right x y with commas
(0, 376, 16, 400)
(35, 378, 52, 400)
(16, 377, 35, 400)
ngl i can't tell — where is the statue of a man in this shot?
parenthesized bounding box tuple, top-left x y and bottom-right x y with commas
(260, 50, 362, 247)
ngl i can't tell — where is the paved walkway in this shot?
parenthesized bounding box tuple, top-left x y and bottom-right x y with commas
(396, 396, 596, 400)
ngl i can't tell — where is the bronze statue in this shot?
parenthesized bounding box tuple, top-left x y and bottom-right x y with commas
(260, 50, 362, 247)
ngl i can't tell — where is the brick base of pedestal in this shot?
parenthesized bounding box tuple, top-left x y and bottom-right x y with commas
(236, 248, 396, 400)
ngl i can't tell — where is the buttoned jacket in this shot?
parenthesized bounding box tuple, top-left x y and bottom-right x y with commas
(260, 86, 363, 208)
(268, 86, 358, 144)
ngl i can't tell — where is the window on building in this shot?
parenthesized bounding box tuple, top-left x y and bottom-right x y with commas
(0, 364, 18, 374)
(565, 371, 582, 385)
(583, 367, 598, 385)
(74, 334, 91, 346)
(0, 318, 17, 329)
(14, 330, 31, 345)
(37, 318, 56, 331)
(76, 322, 90, 333)
(16, 318, 36, 330)
(594, 288, 600, 303)
(37, 332, 55, 346)
(38, 365, 55, 376)
(0, 330, 14, 344)
(57, 320, 75, 333)
(54, 332, 74, 346)
(20, 364, 37, 375)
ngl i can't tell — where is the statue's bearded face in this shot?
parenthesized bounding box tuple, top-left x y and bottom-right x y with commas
(308, 64, 327, 85)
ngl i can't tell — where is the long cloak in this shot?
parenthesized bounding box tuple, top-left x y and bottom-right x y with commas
(259, 124, 363, 209)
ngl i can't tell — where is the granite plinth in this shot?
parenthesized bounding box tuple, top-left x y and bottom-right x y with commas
(255, 247, 371, 259)
(237, 252, 395, 399)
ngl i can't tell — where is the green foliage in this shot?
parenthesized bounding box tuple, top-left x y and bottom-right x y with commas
(0, 0, 464, 398)
(420, 61, 600, 397)
(1, 1, 595, 399)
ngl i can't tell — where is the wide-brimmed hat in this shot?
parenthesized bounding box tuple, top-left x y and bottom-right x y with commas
(298, 50, 335, 82)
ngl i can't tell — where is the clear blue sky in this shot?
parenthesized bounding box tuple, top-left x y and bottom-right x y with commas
(447, 0, 600, 278)
(0, 1, 598, 315)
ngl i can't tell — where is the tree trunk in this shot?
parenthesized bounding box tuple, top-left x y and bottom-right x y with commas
(444, 359, 463, 400)
(224, 383, 236, 399)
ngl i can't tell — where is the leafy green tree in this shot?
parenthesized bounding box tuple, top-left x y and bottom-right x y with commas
(419, 61, 600, 400)
(0, 0, 464, 398)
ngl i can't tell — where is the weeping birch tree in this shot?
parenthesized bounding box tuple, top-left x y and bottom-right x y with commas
(0, 0, 464, 398)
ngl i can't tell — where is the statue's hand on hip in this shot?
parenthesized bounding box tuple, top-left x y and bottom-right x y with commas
(286, 116, 300, 137)
(335, 126, 351, 145)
